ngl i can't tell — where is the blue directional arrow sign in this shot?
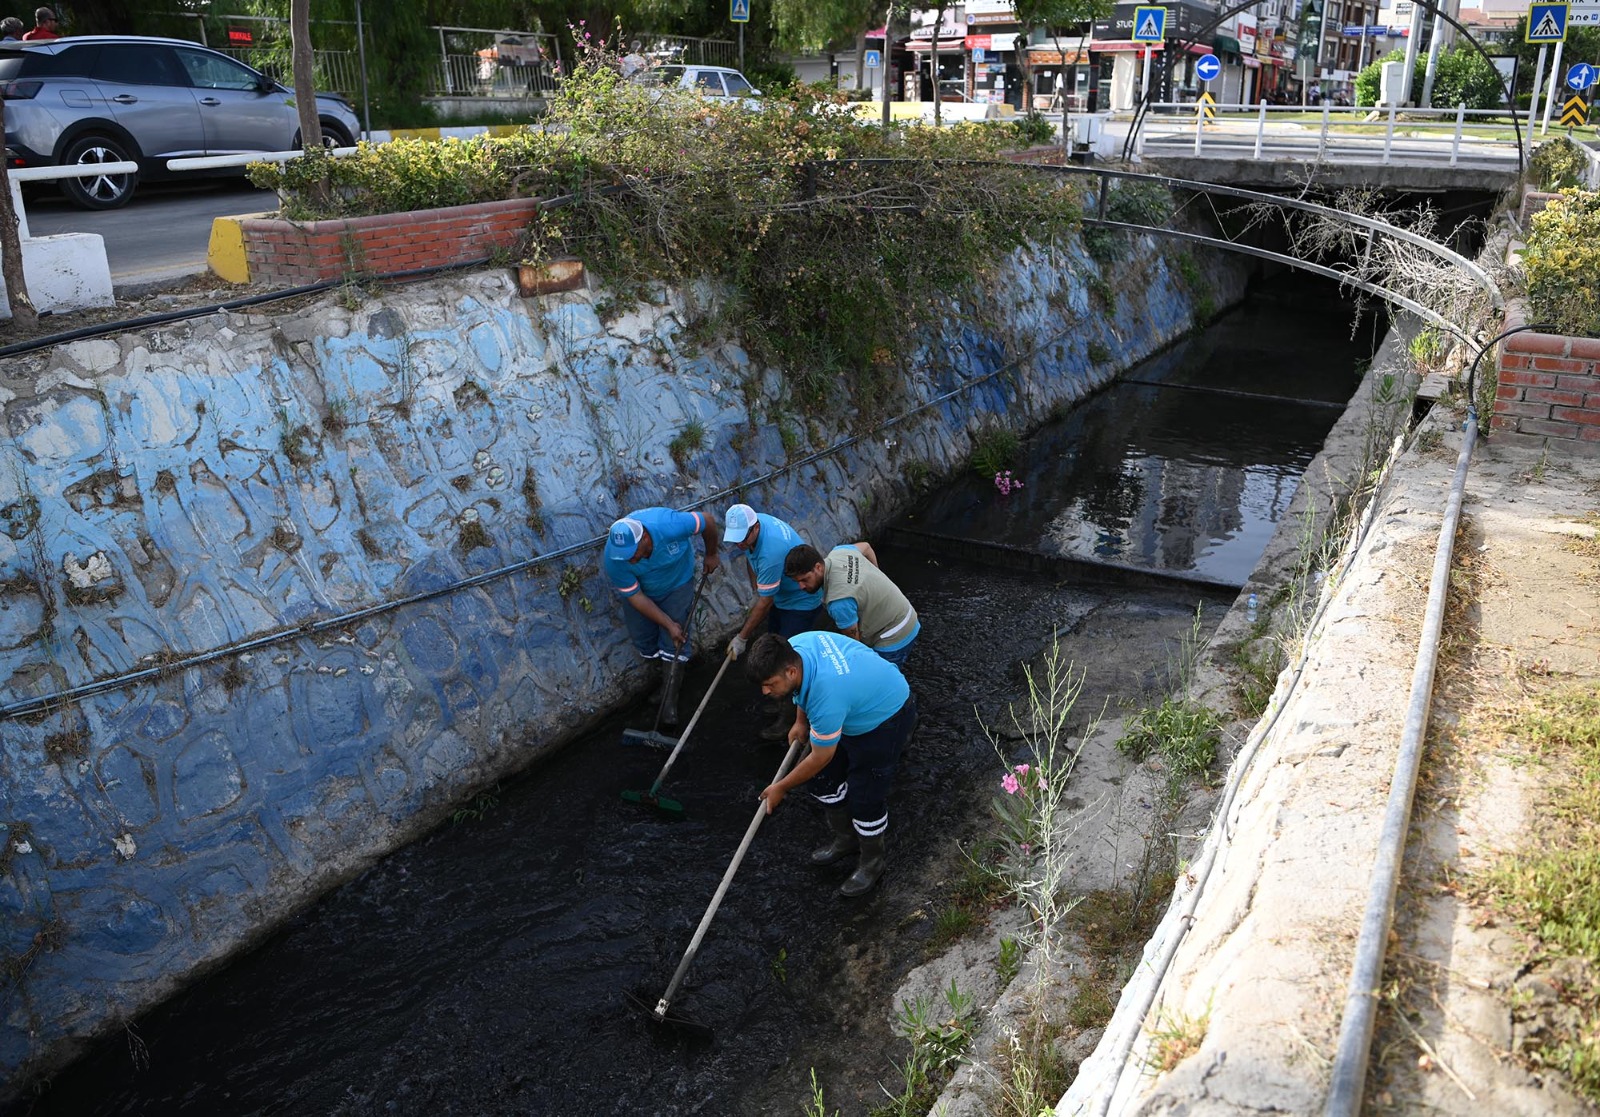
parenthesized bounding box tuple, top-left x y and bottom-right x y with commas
(1194, 52, 1221, 81)
(1526, 2, 1569, 42)
(730, 0, 750, 23)
(1132, 5, 1167, 42)
(1569, 61, 1596, 89)
(865, 48, 881, 68)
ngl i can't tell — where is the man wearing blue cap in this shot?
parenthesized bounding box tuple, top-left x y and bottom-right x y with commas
(604, 507, 722, 725)
(721, 503, 826, 738)
(746, 631, 916, 897)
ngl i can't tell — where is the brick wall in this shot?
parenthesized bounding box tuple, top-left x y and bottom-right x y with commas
(240, 198, 543, 286)
(1494, 302, 1600, 443)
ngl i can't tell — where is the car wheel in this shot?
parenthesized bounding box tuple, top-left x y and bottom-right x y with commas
(60, 134, 139, 210)
(320, 120, 354, 148)
(292, 124, 352, 150)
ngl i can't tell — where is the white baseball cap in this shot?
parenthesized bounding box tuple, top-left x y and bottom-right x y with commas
(723, 504, 757, 545)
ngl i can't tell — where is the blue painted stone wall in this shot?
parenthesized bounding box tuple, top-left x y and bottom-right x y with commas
(0, 233, 1248, 1089)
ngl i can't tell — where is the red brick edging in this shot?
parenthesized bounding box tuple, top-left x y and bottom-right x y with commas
(1494, 300, 1600, 442)
(241, 197, 543, 285)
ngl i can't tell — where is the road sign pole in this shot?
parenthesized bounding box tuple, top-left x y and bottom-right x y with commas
(1141, 48, 1152, 104)
(740, 24, 745, 72)
(1543, 37, 1566, 133)
(1530, 44, 1549, 142)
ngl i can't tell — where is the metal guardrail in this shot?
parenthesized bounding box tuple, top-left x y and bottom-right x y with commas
(1136, 102, 1526, 167)
(167, 149, 358, 172)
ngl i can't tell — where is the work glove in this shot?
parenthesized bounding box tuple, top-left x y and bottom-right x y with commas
(729, 634, 748, 660)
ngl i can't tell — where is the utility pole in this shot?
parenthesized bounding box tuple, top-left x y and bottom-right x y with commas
(1397, 0, 1425, 103)
(1419, 0, 1452, 107)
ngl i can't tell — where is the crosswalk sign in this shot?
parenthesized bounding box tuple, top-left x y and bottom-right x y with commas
(1526, 2, 1568, 42)
(1132, 5, 1168, 42)
(730, 0, 749, 22)
(865, 49, 881, 68)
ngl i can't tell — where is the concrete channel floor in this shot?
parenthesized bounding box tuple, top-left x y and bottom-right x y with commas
(1108, 422, 1600, 1116)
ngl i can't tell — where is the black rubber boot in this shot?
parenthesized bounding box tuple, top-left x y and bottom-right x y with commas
(659, 658, 685, 728)
(810, 808, 859, 866)
(839, 833, 886, 898)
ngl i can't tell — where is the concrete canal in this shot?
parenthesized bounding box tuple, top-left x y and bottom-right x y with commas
(10, 276, 1379, 1117)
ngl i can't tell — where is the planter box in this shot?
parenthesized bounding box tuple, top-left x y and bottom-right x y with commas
(236, 197, 543, 286)
(1494, 298, 1600, 444)
(1520, 186, 1563, 226)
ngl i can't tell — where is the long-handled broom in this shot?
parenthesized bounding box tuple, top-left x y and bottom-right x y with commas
(621, 573, 712, 751)
(625, 736, 803, 1039)
(620, 648, 736, 817)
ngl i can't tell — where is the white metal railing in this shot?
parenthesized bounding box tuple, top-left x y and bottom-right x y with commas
(6, 161, 143, 239)
(1136, 102, 1527, 167)
(167, 149, 359, 172)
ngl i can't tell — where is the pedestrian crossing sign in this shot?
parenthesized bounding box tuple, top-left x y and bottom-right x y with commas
(1526, 2, 1568, 42)
(730, 0, 750, 22)
(1132, 5, 1168, 42)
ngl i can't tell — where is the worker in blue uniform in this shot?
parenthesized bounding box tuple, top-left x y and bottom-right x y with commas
(745, 631, 916, 897)
(603, 506, 722, 725)
(721, 503, 826, 738)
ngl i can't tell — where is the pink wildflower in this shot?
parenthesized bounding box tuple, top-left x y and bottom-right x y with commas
(1014, 763, 1030, 776)
(1020, 843, 1032, 854)
(1002, 772, 1020, 795)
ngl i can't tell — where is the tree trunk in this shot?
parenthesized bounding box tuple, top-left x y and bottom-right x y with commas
(881, 1, 895, 128)
(0, 99, 38, 328)
(931, 3, 946, 127)
(291, 0, 323, 151)
(1019, 23, 1035, 113)
(855, 30, 867, 91)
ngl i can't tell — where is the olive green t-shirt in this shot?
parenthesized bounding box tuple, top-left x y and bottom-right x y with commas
(821, 546, 918, 650)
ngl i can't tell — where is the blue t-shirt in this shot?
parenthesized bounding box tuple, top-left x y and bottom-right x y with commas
(748, 512, 823, 612)
(603, 507, 704, 599)
(791, 631, 910, 747)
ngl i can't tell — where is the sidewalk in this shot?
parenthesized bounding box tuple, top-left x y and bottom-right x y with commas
(1070, 402, 1600, 1112)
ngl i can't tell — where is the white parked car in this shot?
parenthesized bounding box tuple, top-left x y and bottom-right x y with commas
(632, 64, 762, 107)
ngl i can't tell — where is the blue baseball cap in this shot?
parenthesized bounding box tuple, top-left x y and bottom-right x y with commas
(606, 517, 644, 560)
(723, 504, 757, 545)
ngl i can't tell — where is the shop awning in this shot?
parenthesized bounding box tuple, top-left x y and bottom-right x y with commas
(1028, 47, 1093, 64)
(1242, 55, 1261, 67)
(1213, 33, 1241, 53)
(1090, 39, 1215, 54)
(906, 37, 968, 50)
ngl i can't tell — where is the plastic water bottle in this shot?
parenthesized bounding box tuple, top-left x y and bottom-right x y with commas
(1246, 593, 1258, 624)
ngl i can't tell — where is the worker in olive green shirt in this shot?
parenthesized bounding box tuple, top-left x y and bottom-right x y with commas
(783, 542, 920, 665)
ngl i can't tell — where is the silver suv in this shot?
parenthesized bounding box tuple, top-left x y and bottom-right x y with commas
(0, 35, 360, 209)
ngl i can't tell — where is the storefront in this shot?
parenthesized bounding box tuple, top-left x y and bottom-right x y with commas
(1090, 2, 1218, 109)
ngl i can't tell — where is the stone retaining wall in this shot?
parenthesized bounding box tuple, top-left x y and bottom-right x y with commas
(0, 230, 1248, 1095)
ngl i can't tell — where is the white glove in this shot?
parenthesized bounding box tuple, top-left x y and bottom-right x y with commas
(729, 634, 748, 660)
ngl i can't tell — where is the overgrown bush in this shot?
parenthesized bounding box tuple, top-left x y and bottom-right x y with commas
(1354, 45, 1501, 110)
(1532, 136, 1591, 192)
(259, 40, 1083, 421)
(1084, 178, 1174, 264)
(1523, 188, 1600, 338)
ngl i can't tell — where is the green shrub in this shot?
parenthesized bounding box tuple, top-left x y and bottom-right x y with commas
(1086, 179, 1172, 263)
(971, 426, 1021, 477)
(1524, 189, 1600, 338)
(1355, 45, 1501, 110)
(1533, 136, 1590, 192)
(255, 43, 1081, 422)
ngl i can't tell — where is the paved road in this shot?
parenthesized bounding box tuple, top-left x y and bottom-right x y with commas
(26, 179, 276, 287)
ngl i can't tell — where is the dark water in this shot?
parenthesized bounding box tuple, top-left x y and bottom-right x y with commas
(911, 286, 1380, 584)
(12, 280, 1377, 1117)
